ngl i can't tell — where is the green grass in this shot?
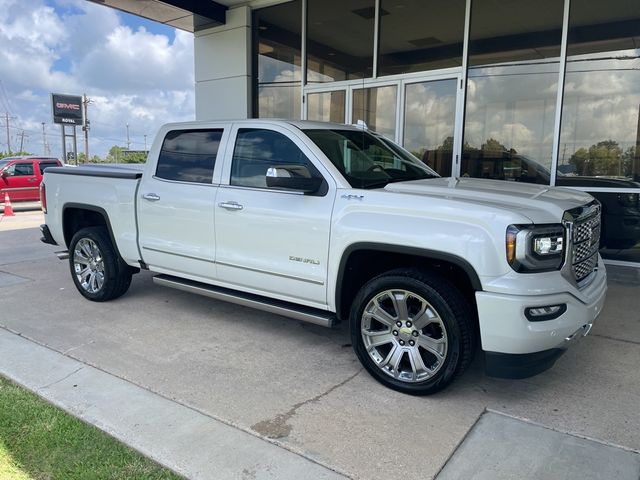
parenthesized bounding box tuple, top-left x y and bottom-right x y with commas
(0, 376, 183, 480)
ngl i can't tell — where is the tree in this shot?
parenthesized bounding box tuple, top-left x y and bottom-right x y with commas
(569, 139, 627, 177)
(76, 152, 87, 164)
(0, 151, 30, 159)
(481, 138, 509, 155)
(105, 145, 125, 163)
(122, 152, 147, 164)
(90, 155, 102, 163)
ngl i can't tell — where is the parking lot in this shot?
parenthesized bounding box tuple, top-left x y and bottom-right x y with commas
(1, 212, 639, 479)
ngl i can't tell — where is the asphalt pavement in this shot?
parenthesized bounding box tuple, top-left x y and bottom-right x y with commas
(0, 211, 638, 479)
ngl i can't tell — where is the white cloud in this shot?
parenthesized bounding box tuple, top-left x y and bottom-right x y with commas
(0, 0, 195, 158)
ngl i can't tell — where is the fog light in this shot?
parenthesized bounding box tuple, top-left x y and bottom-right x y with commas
(525, 304, 567, 322)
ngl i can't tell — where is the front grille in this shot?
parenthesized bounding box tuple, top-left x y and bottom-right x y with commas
(570, 206, 601, 283)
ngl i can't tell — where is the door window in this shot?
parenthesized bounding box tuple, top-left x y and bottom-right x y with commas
(230, 129, 320, 189)
(156, 129, 223, 184)
(38, 162, 59, 175)
(6, 163, 34, 176)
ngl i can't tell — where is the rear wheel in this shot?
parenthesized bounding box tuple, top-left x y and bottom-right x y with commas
(69, 226, 132, 301)
(350, 269, 474, 395)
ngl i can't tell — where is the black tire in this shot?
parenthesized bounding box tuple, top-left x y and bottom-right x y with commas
(68, 226, 132, 302)
(350, 268, 475, 395)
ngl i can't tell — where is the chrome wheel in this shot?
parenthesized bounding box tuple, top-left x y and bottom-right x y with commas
(73, 238, 105, 294)
(361, 289, 448, 383)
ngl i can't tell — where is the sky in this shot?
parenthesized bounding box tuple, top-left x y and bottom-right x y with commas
(0, 0, 195, 159)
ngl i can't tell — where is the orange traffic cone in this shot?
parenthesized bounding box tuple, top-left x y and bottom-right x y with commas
(3, 192, 14, 217)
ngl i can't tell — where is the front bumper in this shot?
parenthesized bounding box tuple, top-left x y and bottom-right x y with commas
(477, 265, 607, 378)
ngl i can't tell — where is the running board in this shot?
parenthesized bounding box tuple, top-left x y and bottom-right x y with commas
(153, 274, 336, 328)
(55, 251, 69, 260)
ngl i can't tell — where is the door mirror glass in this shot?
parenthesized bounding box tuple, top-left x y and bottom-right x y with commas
(266, 165, 322, 193)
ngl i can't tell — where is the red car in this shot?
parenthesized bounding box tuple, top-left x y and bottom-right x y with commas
(0, 156, 62, 202)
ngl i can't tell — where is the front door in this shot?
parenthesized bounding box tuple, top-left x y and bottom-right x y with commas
(215, 124, 335, 308)
(0, 161, 37, 201)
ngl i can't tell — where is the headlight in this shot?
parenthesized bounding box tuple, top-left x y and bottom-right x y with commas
(506, 224, 565, 273)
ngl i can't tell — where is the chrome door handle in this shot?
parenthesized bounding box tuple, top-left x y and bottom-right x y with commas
(142, 193, 161, 201)
(218, 201, 243, 211)
(28, 178, 37, 182)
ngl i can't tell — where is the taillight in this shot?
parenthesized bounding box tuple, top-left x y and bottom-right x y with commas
(40, 183, 47, 213)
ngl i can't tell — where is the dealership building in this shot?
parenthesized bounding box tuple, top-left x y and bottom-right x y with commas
(92, 0, 640, 266)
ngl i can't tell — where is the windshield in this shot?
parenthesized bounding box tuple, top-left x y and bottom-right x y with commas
(304, 129, 438, 189)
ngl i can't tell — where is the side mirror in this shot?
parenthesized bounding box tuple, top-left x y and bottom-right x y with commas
(266, 165, 322, 194)
(0, 170, 7, 179)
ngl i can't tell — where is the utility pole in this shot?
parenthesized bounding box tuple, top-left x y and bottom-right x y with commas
(144, 134, 147, 152)
(126, 123, 131, 150)
(42, 123, 46, 155)
(82, 94, 91, 163)
(18, 130, 28, 152)
(4, 112, 11, 154)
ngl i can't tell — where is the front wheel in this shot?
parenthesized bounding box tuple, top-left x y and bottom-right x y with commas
(69, 226, 132, 302)
(350, 269, 475, 395)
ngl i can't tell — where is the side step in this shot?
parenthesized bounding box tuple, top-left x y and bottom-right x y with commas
(153, 274, 337, 328)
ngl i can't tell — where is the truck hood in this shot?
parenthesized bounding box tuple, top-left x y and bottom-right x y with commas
(383, 177, 594, 223)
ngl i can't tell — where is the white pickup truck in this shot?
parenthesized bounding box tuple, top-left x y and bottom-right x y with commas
(40, 120, 607, 395)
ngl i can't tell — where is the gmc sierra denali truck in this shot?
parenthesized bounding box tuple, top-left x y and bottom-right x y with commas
(40, 120, 607, 395)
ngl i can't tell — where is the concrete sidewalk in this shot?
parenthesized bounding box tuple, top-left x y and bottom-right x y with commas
(2, 325, 638, 480)
(0, 327, 347, 480)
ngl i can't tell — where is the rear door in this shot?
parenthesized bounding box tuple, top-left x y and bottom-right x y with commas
(0, 160, 37, 201)
(214, 123, 336, 307)
(137, 127, 229, 281)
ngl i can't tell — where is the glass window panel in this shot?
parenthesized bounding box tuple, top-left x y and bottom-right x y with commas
(9, 163, 34, 176)
(352, 85, 398, 140)
(467, 0, 562, 66)
(403, 79, 457, 176)
(556, 0, 640, 263)
(307, 91, 346, 123)
(253, 1, 302, 119)
(461, 0, 564, 185)
(156, 130, 223, 184)
(378, 0, 465, 77)
(307, 0, 375, 83)
(231, 129, 318, 189)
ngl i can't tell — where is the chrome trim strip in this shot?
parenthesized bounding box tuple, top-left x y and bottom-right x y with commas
(0, 187, 39, 192)
(219, 184, 305, 196)
(151, 175, 219, 187)
(153, 275, 334, 328)
(216, 260, 325, 286)
(142, 246, 215, 264)
(55, 250, 69, 260)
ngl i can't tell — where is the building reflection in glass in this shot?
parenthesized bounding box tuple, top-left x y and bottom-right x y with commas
(403, 79, 457, 176)
(352, 86, 398, 140)
(254, 1, 302, 119)
(461, 0, 563, 185)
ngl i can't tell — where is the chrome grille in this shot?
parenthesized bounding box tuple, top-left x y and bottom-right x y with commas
(574, 253, 599, 281)
(570, 207, 601, 283)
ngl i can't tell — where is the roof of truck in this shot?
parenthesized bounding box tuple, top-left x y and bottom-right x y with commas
(160, 119, 362, 132)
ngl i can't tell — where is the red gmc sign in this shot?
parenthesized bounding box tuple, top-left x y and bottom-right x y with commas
(51, 94, 83, 125)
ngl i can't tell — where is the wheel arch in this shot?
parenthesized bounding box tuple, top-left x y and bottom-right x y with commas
(335, 243, 482, 322)
(62, 203, 123, 259)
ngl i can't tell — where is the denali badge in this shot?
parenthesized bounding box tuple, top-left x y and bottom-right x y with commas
(289, 256, 320, 265)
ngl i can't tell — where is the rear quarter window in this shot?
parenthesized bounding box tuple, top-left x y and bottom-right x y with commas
(156, 129, 223, 183)
(38, 162, 60, 175)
